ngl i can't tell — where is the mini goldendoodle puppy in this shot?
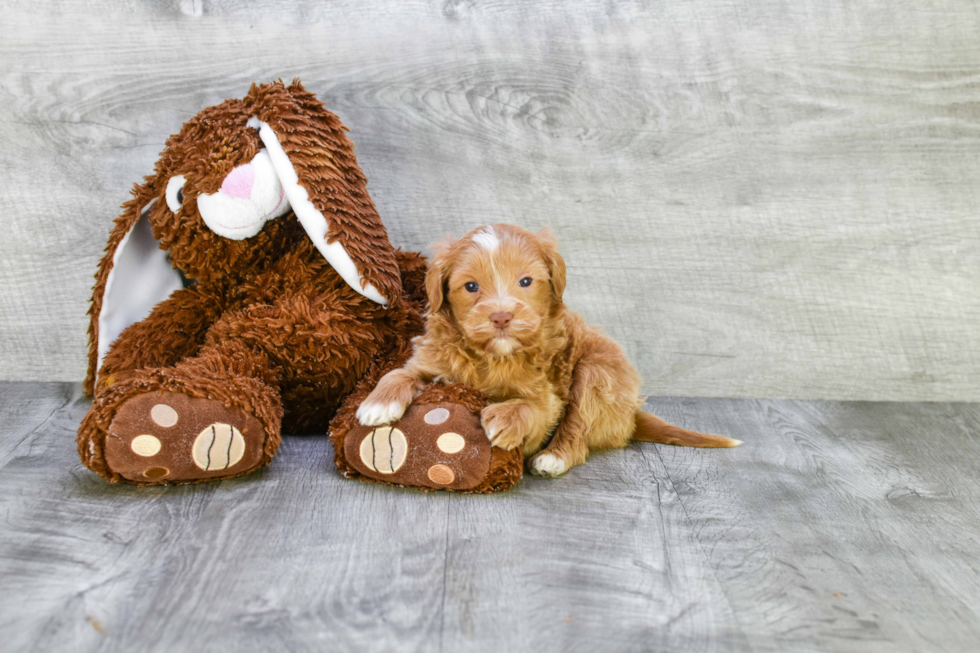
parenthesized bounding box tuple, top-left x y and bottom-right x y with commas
(357, 224, 740, 476)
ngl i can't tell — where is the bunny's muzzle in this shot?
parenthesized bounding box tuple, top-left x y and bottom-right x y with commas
(190, 149, 292, 240)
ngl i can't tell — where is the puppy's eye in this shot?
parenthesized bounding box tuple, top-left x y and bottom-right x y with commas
(165, 175, 187, 213)
(464, 282, 479, 293)
(519, 277, 532, 287)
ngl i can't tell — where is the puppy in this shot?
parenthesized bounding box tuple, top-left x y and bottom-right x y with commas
(357, 224, 740, 476)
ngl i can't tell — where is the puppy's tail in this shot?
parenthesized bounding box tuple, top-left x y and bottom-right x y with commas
(632, 411, 741, 448)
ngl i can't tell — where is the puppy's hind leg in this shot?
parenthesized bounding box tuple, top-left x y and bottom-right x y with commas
(528, 405, 590, 477)
(529, 348, 637, 477)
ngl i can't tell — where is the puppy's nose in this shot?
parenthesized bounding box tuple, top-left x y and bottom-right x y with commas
(490, 312, 513, 329)
(220, 163, 255, 200)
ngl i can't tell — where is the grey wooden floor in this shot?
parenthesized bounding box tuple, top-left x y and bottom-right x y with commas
(1, 383, 979, 652)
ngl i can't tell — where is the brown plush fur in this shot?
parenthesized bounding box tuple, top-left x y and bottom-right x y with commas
(359, 224, 740, 478)
(79, 81, 433, 485)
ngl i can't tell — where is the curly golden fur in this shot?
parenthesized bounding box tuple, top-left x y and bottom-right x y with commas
(359, 224, 740, 477)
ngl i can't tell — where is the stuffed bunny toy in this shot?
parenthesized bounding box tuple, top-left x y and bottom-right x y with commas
(77, 80, 521, 492)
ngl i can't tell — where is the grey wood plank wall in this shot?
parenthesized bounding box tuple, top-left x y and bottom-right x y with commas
(1, 1, 979, 400)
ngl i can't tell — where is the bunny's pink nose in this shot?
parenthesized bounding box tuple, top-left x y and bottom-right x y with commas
(220, 163, 255, 200)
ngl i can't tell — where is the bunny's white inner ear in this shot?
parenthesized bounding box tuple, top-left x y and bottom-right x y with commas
(247, 117, 388, 306)
(97, 199, 184, 377)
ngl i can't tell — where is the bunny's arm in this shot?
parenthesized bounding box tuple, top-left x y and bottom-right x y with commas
(94, 285, 225, 394)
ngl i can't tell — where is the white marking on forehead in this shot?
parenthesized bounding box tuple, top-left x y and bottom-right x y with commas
(472, 226, 500, 251)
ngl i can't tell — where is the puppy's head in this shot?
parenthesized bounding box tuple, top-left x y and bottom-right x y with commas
(425, 224, 566, 356)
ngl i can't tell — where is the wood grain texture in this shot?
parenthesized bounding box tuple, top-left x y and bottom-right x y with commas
(3, 382, 980, 651)
(2, 1, 980, 399)
(652, 396, 980, 652)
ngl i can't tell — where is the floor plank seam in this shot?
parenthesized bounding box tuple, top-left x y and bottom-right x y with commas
(437, 499, 451, 653)
(645, 443, 757, 652)
(1, 382, 75, 471)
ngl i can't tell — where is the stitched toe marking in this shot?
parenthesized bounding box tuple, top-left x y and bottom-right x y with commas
(359, 426, 408, 474)
(192, 424, 245, 471)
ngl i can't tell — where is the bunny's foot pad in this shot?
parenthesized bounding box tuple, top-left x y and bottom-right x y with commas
(345, 403, 489, 490)
(104, 391, 268, 485)
(333, 383, 523, 493)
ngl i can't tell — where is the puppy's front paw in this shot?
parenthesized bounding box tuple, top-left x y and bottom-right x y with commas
(356, 399, 408, 426)
(481, 402, 528, 451)
(529, 452, 567, 477)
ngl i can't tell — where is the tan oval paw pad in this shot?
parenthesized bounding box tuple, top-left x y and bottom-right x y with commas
(427, 464, 455, 485)
(150, 403, 179, 427)
(436, 432, 465, 454)
(130, 435, 162, 457)
(424, 407, 450, 425)
(143, 466, 170, 479)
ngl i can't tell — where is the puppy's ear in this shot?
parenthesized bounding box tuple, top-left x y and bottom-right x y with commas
(244, 80, 400, 306)
(424, 235, 456, 314)
(537, 226, 566, 303)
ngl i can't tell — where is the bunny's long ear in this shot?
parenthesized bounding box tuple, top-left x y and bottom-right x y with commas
(83, 178, 184, 395)
(244, 80, 401, 306)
